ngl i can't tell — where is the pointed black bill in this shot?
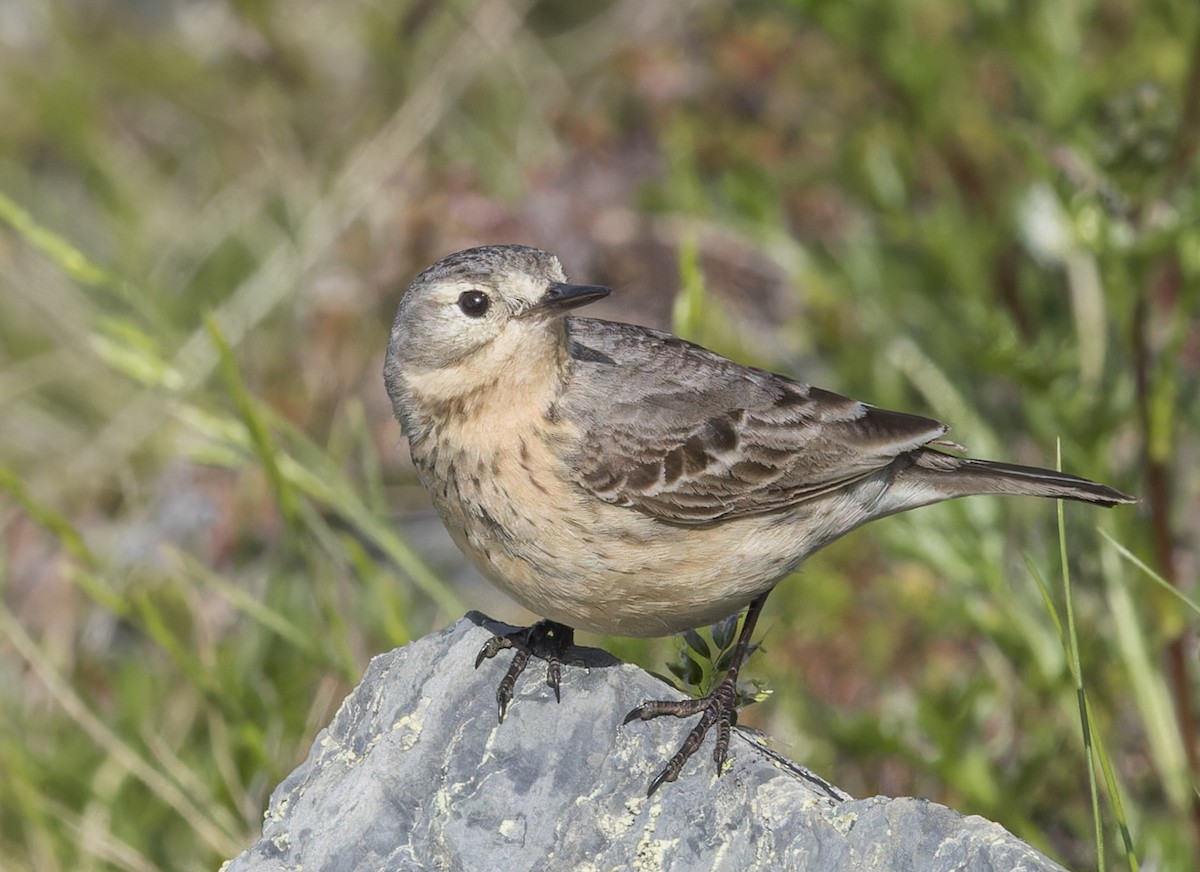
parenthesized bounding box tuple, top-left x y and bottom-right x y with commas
(523, 282, 610, 316)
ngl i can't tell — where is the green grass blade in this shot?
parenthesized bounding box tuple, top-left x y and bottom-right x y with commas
(1087, 695, 1140, 871)
(279, 454, 464, 620)
(205, 314, 301, 529)
(178, 550, 327, 662)
(0, 465, 100, 571)
(1100, 530, 1200, 617)
(0, 189, 162, 327)
(1056, 442, 1104, 872)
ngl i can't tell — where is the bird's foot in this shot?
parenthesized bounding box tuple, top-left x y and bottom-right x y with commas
(474, 619, 575, 721)
(623, 673, 740, 796)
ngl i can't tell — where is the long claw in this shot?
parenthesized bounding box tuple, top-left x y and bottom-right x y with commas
(475, 635, 514, 669)
(548, 657, 562, 703)
(623, 698, 705, 725)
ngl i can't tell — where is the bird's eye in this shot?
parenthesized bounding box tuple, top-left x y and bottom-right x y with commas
(457, 290, 490, 318)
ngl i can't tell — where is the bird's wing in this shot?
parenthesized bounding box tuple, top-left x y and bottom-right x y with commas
(561, 319, 950, 524)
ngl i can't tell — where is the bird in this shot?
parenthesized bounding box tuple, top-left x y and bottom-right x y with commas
(382, 243, 1136, 795)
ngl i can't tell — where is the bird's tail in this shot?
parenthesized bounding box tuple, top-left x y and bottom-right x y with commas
(905, 449, 1136, 508)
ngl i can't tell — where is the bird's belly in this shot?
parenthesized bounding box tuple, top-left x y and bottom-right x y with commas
(438, 473, 809, 637)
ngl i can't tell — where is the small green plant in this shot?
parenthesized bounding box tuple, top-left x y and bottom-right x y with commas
(657, 614, 772, 716)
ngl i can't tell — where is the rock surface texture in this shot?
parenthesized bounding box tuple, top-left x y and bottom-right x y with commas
(225, 613, 1066, 872)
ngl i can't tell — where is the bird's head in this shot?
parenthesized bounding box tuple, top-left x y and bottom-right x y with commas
(384, 245, 609, 424)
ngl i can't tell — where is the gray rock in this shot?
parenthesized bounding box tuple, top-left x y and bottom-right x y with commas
(224, 613, 1066, 872)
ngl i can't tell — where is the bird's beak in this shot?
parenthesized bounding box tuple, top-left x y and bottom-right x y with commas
(523, 282, 611, 316)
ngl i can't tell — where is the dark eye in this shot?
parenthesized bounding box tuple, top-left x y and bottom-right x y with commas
(457, 290, 490, 318)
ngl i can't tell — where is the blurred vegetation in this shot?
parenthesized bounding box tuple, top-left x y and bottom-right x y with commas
(1, 0, 1197, 869)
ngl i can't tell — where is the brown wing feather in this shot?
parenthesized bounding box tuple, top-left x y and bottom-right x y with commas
(560, 319, 950, 524)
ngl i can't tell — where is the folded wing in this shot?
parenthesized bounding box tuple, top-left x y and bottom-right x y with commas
(561, 319, 950, 524)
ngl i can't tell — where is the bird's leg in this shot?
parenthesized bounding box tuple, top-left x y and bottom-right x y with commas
(474, 619, 575, 722)
(623, 592, 769, 796)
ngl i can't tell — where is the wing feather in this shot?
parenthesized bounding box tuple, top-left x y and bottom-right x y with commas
(561, 319, 949, 524)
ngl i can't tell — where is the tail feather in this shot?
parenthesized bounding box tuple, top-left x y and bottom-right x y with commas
(909, 449, 1136, 508)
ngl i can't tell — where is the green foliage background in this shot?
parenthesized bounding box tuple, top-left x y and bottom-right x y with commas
(0, 1, 1197, 869)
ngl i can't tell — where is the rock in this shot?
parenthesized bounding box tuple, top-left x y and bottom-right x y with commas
(224, 613, 1066, 872)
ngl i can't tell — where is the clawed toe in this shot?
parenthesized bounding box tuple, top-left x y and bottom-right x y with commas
(624, 678, 738, 796)
(622, 697, 705, 725)
(474, 620, 574, 721)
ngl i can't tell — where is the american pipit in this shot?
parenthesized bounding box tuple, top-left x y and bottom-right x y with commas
(383, 244, 1135, 795)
